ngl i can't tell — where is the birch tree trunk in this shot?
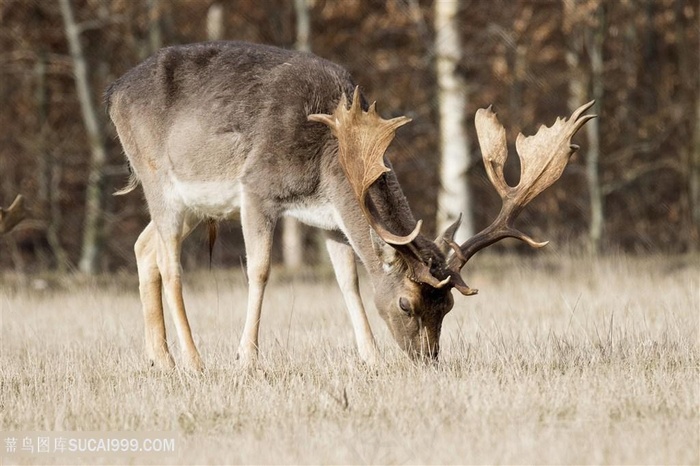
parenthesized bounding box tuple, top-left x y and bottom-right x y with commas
(435, 0, 473, 242)
(585, 4, 605, 254)
(207, 2, 224, 42)
(294, 0, 311, 52)
(60, 0, 108, 274)
(565, 0, 604, 254)
(281, 0, 312, 269)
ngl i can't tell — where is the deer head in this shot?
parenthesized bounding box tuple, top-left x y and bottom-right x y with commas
(0, 194, 27, 235)
(310, 88, 595, 360)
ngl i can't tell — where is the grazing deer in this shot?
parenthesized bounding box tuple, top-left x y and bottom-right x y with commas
(106, 41, 594, 370)
(0, 195, 27, 234)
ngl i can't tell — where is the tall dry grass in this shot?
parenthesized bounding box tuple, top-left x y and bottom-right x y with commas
(1, 253, 698, 464)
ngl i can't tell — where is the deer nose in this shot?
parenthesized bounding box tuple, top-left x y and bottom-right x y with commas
(427, 344, 439, 361)
(417, 324, 439, 361)
(417, 348, 439, 363)
(407, 342, 439, 362)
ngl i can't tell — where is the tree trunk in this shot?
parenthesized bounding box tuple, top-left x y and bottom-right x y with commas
(435, 0, 473, 242)
(282, 0, 312, 269)
(294, 0, 311, 53)
(207, 2, 224, 41)
(35, 52, 70, 270)
(148, 0, 163, 54)
(565, 0, 604, 254)
(0, 182, 26, 271)
(585, 5, 605, 255)
(60, 0, 108, 274)
(690, 8, 700, 250)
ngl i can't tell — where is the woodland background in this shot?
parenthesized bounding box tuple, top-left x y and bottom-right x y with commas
(0, 0, 698, 273)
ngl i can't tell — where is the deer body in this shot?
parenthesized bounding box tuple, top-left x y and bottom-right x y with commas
(108, 42, 428, 369)
(110, 43, 345, 220)
(108, 41, 594, 370)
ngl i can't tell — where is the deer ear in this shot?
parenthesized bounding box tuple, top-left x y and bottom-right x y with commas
(370, 228, 398, 267)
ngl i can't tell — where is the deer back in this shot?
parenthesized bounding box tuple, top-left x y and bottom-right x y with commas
(107, 42, 369, 209)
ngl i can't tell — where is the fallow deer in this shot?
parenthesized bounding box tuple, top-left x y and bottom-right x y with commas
(106, 41, 594, 370)
(0, 195, 27, 235)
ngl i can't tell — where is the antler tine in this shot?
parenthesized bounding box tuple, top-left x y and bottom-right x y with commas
(436, 213, 462, 246)
(447, 101, 596, 291)
(412, 262, 451, 288)
(0, 194, 27, 234)
(308, 86, 419, 245)
(349, 86, 362, 117)
(571, 100, 596, 123)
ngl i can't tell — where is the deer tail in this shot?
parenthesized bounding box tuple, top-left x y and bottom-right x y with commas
(114, 161, 140, 196)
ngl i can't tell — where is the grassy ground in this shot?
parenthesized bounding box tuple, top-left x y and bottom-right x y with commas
(1, 253, 698, 465)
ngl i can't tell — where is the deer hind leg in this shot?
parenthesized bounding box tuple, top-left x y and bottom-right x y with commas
(236, 190, 276, 367)
(135, 222, 174, 370)
(325, 232, 379, 364)
(154, 214, 204, 372)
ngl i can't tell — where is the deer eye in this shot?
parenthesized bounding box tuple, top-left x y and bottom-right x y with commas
(398, 297, 412, 315)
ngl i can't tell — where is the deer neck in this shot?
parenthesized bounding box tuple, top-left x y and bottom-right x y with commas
(332, 167, 419, 281)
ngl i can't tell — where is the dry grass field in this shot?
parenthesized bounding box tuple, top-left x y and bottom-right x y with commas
(1, 253, 698, 465)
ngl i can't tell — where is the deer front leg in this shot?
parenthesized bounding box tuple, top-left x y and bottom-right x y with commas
(155, 220, 203, 372)
(325, 232, 380, 364)
(237, 191, 276, 367)
(135, 222, 174, 370)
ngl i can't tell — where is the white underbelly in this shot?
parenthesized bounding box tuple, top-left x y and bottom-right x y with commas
(170, 178, 242, 218)
(284, 201, 339, 230)
(167, 175, 338, 228)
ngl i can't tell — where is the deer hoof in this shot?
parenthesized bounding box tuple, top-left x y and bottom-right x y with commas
(235, 347, 259, 369)
(358, 345, 381, 366)
(149, 354, 176, 372)
(183, 353, 205, 373)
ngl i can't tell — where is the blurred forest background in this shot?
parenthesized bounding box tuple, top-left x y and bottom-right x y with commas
(0, 0, 698, 273)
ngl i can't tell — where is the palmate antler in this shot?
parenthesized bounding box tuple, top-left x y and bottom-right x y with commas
(309, 87, 450, 288)
(309, 87, 595, 295)
(308, 87, 419, 245)
(446, 101, 597, 295)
